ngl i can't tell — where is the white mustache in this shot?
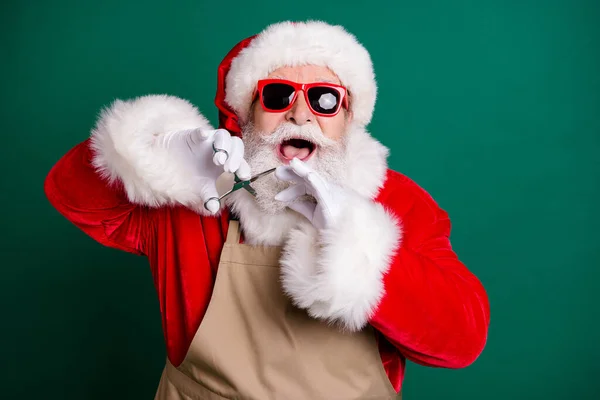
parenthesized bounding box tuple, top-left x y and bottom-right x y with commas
(256, 122, 338, 148)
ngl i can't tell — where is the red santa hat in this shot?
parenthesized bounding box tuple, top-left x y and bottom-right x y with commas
(214, 21, 377, 136)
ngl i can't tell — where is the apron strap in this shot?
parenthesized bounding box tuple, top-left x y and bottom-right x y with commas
(226, 220, 242, 244)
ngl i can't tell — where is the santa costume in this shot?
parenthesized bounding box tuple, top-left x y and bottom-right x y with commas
(44, 21, 490, 399)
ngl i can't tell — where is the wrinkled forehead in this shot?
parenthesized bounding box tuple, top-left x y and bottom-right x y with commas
(265, 65, 342, 85)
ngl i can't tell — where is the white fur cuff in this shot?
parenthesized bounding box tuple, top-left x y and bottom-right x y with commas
(280, 195, 402, 331)
(90, 94, 215, 213)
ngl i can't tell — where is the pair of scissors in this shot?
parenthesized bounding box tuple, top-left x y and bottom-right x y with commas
(203, 168, 277, 211)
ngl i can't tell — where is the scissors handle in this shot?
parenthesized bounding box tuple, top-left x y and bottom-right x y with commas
(203, 168, 276, 211)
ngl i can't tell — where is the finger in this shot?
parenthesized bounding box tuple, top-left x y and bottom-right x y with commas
(191, 128, 217, 142)
(275, 166, 304, 183)
(236, 159, 252, 181)
(289, 158, 329, 203)
(304, 171, 330, 203)
(213, 129, 232, 166)
(199, 178, 221, 214)
(213, 151, 227, 166)
(289, 158, 314, 178)
(161, 129, 196, 149)
(287, 200, 317, 222)
(274, 183, 307, 202)
(224, 136, 244, 173)
(204, 198, 220, 214)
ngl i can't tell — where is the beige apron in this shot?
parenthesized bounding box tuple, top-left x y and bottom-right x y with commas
(154, 220, 401, 399)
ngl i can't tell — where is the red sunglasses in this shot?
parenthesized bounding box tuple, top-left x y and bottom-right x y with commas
(255, 79, 348, 117)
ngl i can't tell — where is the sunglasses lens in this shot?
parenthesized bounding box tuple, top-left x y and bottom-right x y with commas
(262, 83, 296, 110)
(307, 87, 341, 114)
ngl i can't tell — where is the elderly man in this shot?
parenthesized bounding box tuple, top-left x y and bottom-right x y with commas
(45, 20, 490, 399)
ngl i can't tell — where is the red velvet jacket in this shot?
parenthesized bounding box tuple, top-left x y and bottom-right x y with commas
(44, 139, 490, 392)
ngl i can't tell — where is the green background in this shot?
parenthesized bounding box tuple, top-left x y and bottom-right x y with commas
(2, 0, 598, 398)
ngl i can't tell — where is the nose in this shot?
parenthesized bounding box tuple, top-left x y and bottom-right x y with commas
(285, 90, 313, 126)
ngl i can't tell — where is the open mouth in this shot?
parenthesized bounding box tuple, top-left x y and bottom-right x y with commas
(277, 138, 316, 162)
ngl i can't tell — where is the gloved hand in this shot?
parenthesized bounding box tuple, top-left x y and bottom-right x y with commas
(160, 128, 251, 214)
(275, 158, 348, 231)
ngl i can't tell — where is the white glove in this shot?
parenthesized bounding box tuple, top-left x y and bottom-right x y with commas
(160, 128, 251, 214)
(274, 158, 348, 231)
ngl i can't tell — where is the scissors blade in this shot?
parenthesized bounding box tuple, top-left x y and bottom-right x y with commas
(230, 168, 276, 194)
(248, 167, 277, 183)
(243, 185, 257, 196)
(210, 168, 277, 211)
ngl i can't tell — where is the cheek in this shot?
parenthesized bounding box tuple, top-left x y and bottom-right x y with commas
(252, 104, 285, 134)
(318, 114, 348, 141)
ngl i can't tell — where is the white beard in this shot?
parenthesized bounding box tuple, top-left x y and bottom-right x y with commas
(240, 121, 350, 215)
(222, 121, 350, 246)
(224, 120, 388, 246)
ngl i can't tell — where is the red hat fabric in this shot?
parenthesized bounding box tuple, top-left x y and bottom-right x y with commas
(214, 35, 256, 136)
(214, 21, 377, 136)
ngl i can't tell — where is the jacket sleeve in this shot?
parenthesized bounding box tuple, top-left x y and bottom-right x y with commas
(45, 94, 219, 254)
(369, 177, 490, 368)
(279, 171, 490, 369)
(44, 139, 151, 255)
